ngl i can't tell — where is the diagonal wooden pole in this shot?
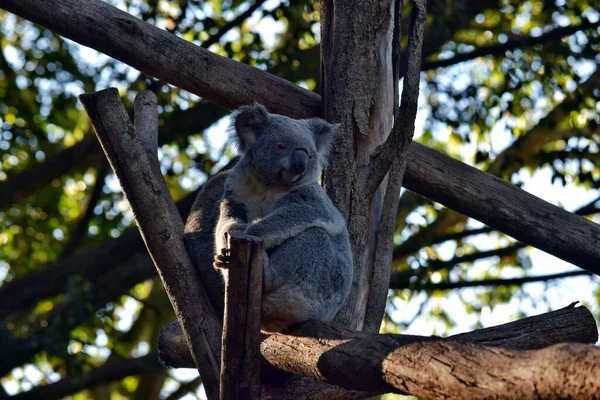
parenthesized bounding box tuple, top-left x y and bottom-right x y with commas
(79, 88, 222, 399)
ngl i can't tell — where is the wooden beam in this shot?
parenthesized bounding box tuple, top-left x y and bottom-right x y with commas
(159, 304, 599, 398)
(79, 89, 222, 399)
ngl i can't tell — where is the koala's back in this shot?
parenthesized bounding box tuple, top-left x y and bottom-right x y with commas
(184, 171, 230, 316)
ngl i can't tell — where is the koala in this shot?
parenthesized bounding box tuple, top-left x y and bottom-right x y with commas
(185, 104, 353, 333)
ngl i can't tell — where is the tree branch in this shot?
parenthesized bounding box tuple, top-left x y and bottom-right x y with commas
(396, 270, 594, 291)
(201, 0, 267, 49)
(9, 352, 163, 400)
(261, 319, 599, 398)
(219, 234, 263, 400)
(59, 159, 109, 259)
(390, 242, 527, 289)
(165, 376, 202, 400)
(363, 0, 427, 201)
(422, 19, 600, 70)
(362, 0, 406, 333)
(394, 226, 495, 258)
(79, 89, 222, 398)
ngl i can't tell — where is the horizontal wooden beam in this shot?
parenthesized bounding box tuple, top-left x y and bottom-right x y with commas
(159, 304, 599, 398)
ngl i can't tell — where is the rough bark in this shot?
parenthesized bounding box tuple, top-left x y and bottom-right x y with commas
(159, 304, 599, 397)
(79, 89, 221, 398)
(219, 234, 263, 400)
(361, 0, 427, 329)
(319, 0, 396, 332)
(3, 0, 598, 277)
(262, 324, 600, 398)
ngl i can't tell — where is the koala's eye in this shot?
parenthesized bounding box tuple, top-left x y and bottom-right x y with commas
(277, 142, 286, 150)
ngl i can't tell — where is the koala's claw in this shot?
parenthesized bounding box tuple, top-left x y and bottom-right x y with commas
(213, 248, 231, 269)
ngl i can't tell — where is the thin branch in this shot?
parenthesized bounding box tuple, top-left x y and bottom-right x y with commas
(422, 19, 600, 70)
(395, 226, 495, 258)
(60, 159, 109, 259)
(9, 352, 163, 400)
(165, 376, 202, 400)
(363, 0, 428, 201)
(396, 270, 594, 291)
(201, 0, 267, 49)
(390, 243, 527, 289)
(575, 195, 600, 216)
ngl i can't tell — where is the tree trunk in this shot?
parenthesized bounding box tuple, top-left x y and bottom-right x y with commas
(320, 0, 396, 332)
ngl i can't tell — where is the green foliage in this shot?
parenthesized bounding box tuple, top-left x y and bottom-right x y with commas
(0, 0, 598, 398)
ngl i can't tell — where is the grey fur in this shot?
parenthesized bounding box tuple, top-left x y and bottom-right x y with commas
(185, 104, 353, 333)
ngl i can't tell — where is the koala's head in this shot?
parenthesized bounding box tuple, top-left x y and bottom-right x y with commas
(231, 104, 339, 188)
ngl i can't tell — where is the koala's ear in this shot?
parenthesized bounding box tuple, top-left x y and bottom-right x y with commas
(308, 118, 340, 162)
(231, 104, 269, 149)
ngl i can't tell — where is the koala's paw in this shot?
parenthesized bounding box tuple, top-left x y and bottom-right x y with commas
(213, 246, 231, 270)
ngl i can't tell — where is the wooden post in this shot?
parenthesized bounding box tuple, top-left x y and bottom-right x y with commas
(219, 232, 263, 399)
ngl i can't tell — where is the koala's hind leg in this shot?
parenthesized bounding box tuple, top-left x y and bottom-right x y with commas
(260, 228, 337, 333)
(261, 289, 320, 333)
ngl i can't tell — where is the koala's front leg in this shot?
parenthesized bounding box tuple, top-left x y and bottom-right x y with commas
(214, 194, 248, 269)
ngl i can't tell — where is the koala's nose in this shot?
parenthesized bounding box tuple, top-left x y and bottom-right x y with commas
(290, 148, 309, 175)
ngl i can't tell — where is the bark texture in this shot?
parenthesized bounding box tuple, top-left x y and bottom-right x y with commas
(159, 304, 598, 398)
(219, 234, 263, 400)
(320, 0, 396, 332)
(263, 327, 600, 398)
(79, 89, 222, 398)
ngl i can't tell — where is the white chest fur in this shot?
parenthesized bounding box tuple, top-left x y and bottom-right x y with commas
(232, 174, 285, 221)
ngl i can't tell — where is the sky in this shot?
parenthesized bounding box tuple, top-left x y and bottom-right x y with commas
(2, 1, 599, 398)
